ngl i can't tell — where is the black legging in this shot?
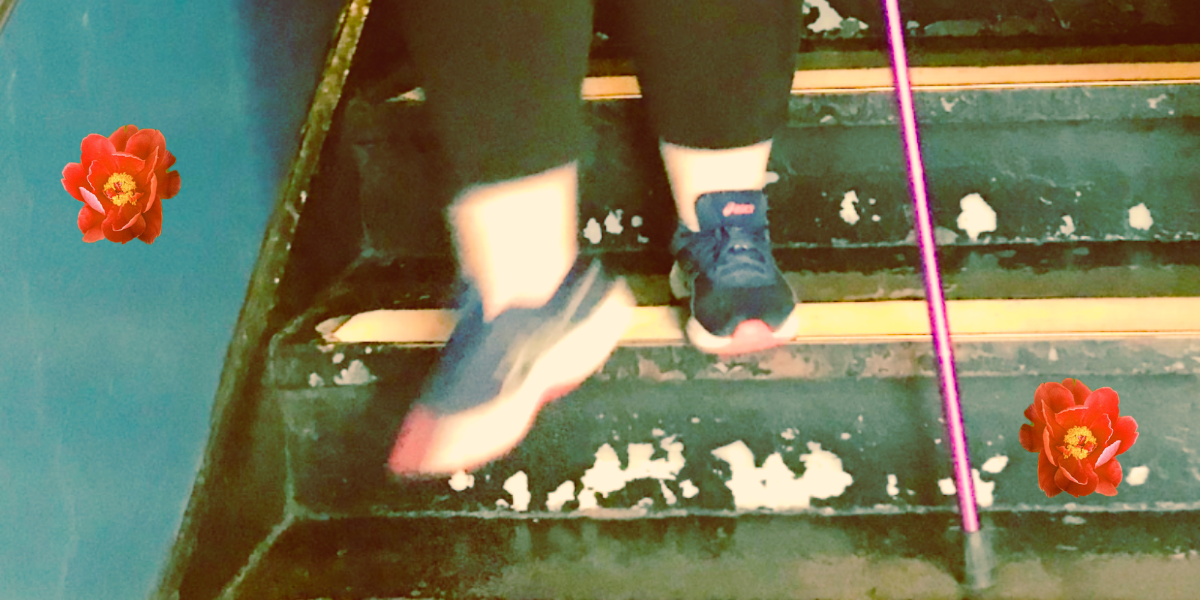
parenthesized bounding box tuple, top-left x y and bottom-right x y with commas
(399, 0, 799, 194)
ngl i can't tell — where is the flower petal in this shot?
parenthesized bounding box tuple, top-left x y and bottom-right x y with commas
(108, 124, 139, 152)
(1020, 423, 1040, 453)
(1084, 387, 1120, 418)
(1089, 414, 1114, 448)
(1036, 382, 1077, 414)
(62, 162, 89, 202)
(1113, 416, 1139, 455)
(81, 134, 117, 170)
(78, 205, 104, 236)
(1061, 378, 1093, 405)
(1043, 427, 1060, 467)
(1054, 406, 1090, 429)
(160, 170, 181, 200)
(1095, 440, 1121, 467)
(1056, 465, 1098, 498)
(79, 187, 104, 214)
(137, 199, 163, 244)
(125, 128, 166, 162)
(1096, 459, 1123, 496)
(1038, 452, 1062, 497)
(102, 214, 140, 244)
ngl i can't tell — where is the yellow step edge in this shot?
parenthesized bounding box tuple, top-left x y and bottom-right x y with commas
(326, 297, 1200, 345)
(580, 62, 1200, 99)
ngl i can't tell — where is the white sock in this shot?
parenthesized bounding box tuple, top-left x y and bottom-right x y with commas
(450, 162, 579, 321)
(660, 139, 774, 232)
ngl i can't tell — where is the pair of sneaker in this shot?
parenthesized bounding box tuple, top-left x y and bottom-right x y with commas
(389, 190, 799, 476)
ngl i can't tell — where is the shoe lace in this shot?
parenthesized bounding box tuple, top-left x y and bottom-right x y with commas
(693, 224, 772, 277)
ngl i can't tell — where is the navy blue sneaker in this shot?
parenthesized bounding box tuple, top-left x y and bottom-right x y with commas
(389, 259, 634, 476)
(669, 190, 799, 355)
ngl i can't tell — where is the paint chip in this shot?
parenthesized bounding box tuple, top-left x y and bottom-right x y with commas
(605, 209, 624, 234)
(680, 479, 699, 499)
(936, 469, 996, 507)
(805, 0, 845, 33)
(840, 191, 861, 225)
(886, 474, 899, 497)
(781, 428, 797, 440)
(576, 437, 687, 510)
(871, 214, 881, 222)
(631, 215, 643, 227)
(1060, 215, 1075, 236)
(981, 455, 1009, 474)
(546, 481, 576, 511)
(956, 193, 997, 242)
(652, 428, 665, 437)
(765, 172, 780, 185)
(710, 440, 853, 511)
(503, 471, 531, 512)
(1129, 203, 1153, 230)
(1063, 515, 1087, 525)
(1049, 347, 1059, 361)
(1127, 465, 1150, 486)
(840, 432, 851, 440)
(583, 218, 602, 244)
(333, 352, 345, 364)
(448, 470, 475, 491)
(334, 360, 376, 385)
(308, 373, 324, 387)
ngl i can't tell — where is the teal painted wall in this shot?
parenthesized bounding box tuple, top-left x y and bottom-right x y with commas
(0, 0, 341, 598)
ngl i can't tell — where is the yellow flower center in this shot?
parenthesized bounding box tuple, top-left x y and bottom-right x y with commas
(1061, 426, 1098, 460)
(103, 172, 140, 207)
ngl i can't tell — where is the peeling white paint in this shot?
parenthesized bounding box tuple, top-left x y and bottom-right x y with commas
(1147, 94, 1168, 109)
(1063, 515, 1087, 525)
(956, 194, 997, 242)
(631, 215, 643, 227)
(1127, 465, 1150, 486)
(981, 455, 1009, 474)
(765, 172, 780, 185)
(334, 360, 376, 385)
(1049, 347, 1059, 362)
(940, 97, 959, 112)
(637, 234, 649, 243)
(652, 428, 665, 437)
(1060, 215, 1075, 236)
(546, 481, 576, 511)
(308, 373, 324, 387)
(605, 209, 624, 235)
(781, 428, 798, 440)
(659, 481, 677, 505)
(871, 214, 881, 222)
(937, 478, 956, 495)
(448, 470, 475, 492)
(680, 479, 699, 499)
(839, 191, 861, 225)
(936, 469, 996, 508)
(1129, 203, 1153, 230)
(804, 0, 845, 33)
(576, 437, 686, 510)
(839, 432, 851, 440)
(582, 218, 604, 244)
(333, 352, 345, 364)
(691, 417, 700, 424)
(710, 440, 853, 511)
(503, 471, 531, 512)
(886, 474, 899, 497)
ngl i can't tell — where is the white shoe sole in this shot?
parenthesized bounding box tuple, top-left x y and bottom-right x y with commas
(414, 279, 636, 474)
(670, 262, 800, 354)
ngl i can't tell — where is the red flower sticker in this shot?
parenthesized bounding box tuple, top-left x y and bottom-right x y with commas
(1019, 378, 1139, 498)
(61, 125, 181, 244)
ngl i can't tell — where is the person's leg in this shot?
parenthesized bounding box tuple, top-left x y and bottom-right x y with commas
(391, 0, 634, 475)
(399, 0, 591, 320)
(619, 0, 801, 354)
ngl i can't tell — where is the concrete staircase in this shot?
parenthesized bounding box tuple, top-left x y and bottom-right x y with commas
(154, 1, 1200, 598)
